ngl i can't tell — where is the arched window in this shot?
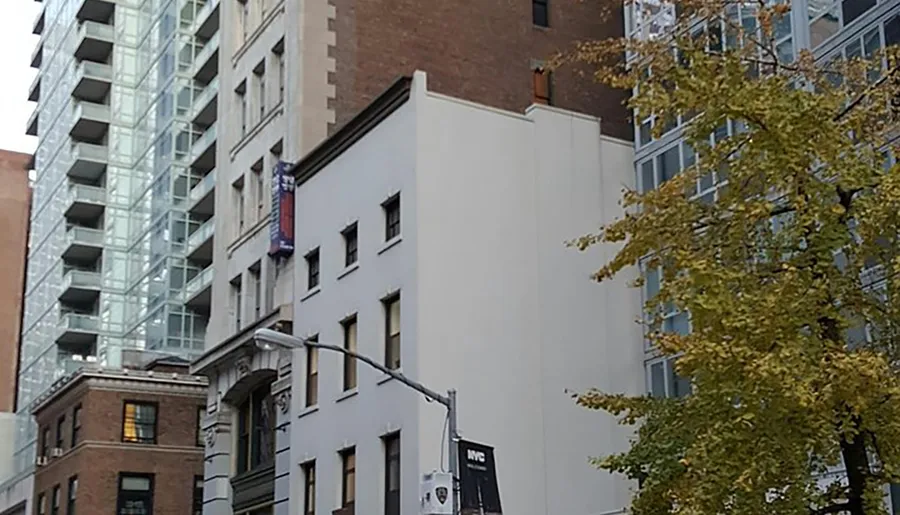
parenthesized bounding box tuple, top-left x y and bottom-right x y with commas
(236, 382, 275, 474)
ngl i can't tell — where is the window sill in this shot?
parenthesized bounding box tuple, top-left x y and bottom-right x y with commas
(378, 236, 402, 255)
(297, 405, 318, 419)
(337, 262, 359, 280)
(300, 286, 321, 302)
(336, 388, 358, 403)
(377, 368, 402, 386)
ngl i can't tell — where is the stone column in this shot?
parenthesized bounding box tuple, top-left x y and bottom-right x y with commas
(272, 351, 292, 515)
(203, 401, 234, 515)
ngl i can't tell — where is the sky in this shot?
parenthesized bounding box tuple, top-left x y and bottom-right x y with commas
(0, 1, 41, 155)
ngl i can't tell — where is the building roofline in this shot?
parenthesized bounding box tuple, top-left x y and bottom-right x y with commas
(288, 75, 413, 185)
(31, 367, 208, 416)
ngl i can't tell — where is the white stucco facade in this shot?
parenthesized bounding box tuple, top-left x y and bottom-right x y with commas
(288, 71, 642, 515)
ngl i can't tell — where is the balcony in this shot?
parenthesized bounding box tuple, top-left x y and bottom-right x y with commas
(72, 61, 112, 102)
(70, 101, 110, 142)
(68, 143, 108, 181)
(59, 270, 101, 305)
(28, 73, 41, 102)
(191, 33, 219, 83)
(31, 38, 43, 68)
(56, 313, 99, 347)
(62, 226, 103, 262)
(190, 125, 216, 171)
(189, 169, 215, 216)
(74, 21, 114, 62)
(65, 184, 106, 222)
(191, 77, 218, 126)
(191, 0, 220, 39)
(32, 8, 44, 35)
(183, 266, 213, 310)
(56, 355, 99, 381)
(26, 108, 38, 136)
(186, 219, 214, 263)
(76, 0, 115, 23)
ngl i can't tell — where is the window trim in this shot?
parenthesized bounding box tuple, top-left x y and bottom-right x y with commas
(71, 404, 81, 448)
(340, 447, 356, 507)
(36, 492, 46, 515)
(383, 293, 401, 370)
(342, 223, 358, 267)
(382, 194, 401, 242)
(67, 476, 77, 515)
(305, 248, 320, 291)
(383, 433, 400, 515)
(50, 484, 60, 515)
(342, 315, 358, 391)
(302, 460, 316, 515)
(116, 473, 155, 515)
(121, 401, 159, 445)
(55, 415, 65, 450)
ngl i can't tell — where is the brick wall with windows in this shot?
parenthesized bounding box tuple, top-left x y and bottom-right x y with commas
(329, 0, 630, 139)
(32, 371, 206, 515)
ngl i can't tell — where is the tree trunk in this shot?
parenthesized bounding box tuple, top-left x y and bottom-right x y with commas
(840, 427, 871, 515)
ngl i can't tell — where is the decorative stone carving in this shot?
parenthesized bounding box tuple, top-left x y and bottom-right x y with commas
(235, 356, 252, 377)
(204, 427, 217, 448)
(275, 391, 291, 414)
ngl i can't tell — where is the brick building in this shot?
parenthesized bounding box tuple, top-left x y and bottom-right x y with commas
(31, 357, 207, 515)
(0, 149, 31, 414)
(328, 0, 631, 139)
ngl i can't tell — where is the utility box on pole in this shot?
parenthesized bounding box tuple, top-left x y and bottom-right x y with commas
(421, 471, 453, 515)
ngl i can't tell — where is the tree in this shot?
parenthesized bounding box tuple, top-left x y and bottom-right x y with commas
(566, 1, 900, 513)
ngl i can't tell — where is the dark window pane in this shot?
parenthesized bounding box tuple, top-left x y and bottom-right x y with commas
(117, 475, 153, 515)
(650, 362, 665, 398)
(885, 15, 900, 47)
(343, 225, 358, 266)
(384, 197, 401, 241)
(640, 160, 654, 193)
(533, 0, 548, 26)
(657, 146, 680, 184)
(306, 249, 319, 290)
(842, 0, 875, 25)
(385, 435, 400, 515)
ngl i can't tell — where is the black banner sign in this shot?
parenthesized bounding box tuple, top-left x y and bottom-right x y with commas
(458, 440, 503, 515)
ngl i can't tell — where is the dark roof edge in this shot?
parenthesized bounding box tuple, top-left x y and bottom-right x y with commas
(289, 75, 414, 185)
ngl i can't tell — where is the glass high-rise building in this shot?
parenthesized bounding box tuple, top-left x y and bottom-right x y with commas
(6, 0, 220, 503)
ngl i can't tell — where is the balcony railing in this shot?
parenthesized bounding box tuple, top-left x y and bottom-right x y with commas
(67, 184, 106, 205)
(183, 265, 213, 303)
(188, 219, 214, 251)
(190, 0, 220, 36)
(58, 313, 100, 333)
(190, 169, 216, 204)
(71, 142, 108, 162)
(61, 269, 101, 291)
(190, 124, 217, 163)
(28, 73, 41, 102)
(65, 226, 103, 246)
(190, 77, 219, 123)
(78, 20, 114, 42)
(190, 32, 219, 78)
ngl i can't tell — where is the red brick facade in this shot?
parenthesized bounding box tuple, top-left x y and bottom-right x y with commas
(32, 372, 206, 515)
(0, 150, 30, 413)
(330, 0, 630, 139)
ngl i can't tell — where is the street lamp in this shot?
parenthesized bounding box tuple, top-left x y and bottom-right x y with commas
(254, 328, 460, 514)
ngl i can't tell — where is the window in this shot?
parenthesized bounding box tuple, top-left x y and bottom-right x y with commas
(250, 263, 262, 320)
(343, 316, 358, 391)
(342, 224, 358, 267)
(254, 61, 266, 119)
(122, 402, 157, 444)
(275, 43, 285, 102)
(41, 426, 50, 457)
(240, 0, 249, 42)
(383, 195, 400, 241)
(236, 383, 275, 474)
(51, 485, 59, 515)
(648, 358, 691, 398)
(237, 81, 248, 136)
(37, 493, 45, 515)
(306, 248, 320, 290)
(384, 434, 400, 515)
(302, 461, 315, 515)
(253, 160, 265, 222)
(55, 415, 65, 450)
(71, 405, 81, 447)
(117, 474, 153, 515)
(67, 476, 77, 515)
(231, 275, 243, 331)
(533, 68, 552, 105)
(196, 406, 204, 447)
(234, 177, 246, 235)
(340, 448, 356, 510)
(533, 0, 548, 26)
(305, 335, 318, 407)
(384, 294, 401, 370)
(193, 476, 203, 515)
